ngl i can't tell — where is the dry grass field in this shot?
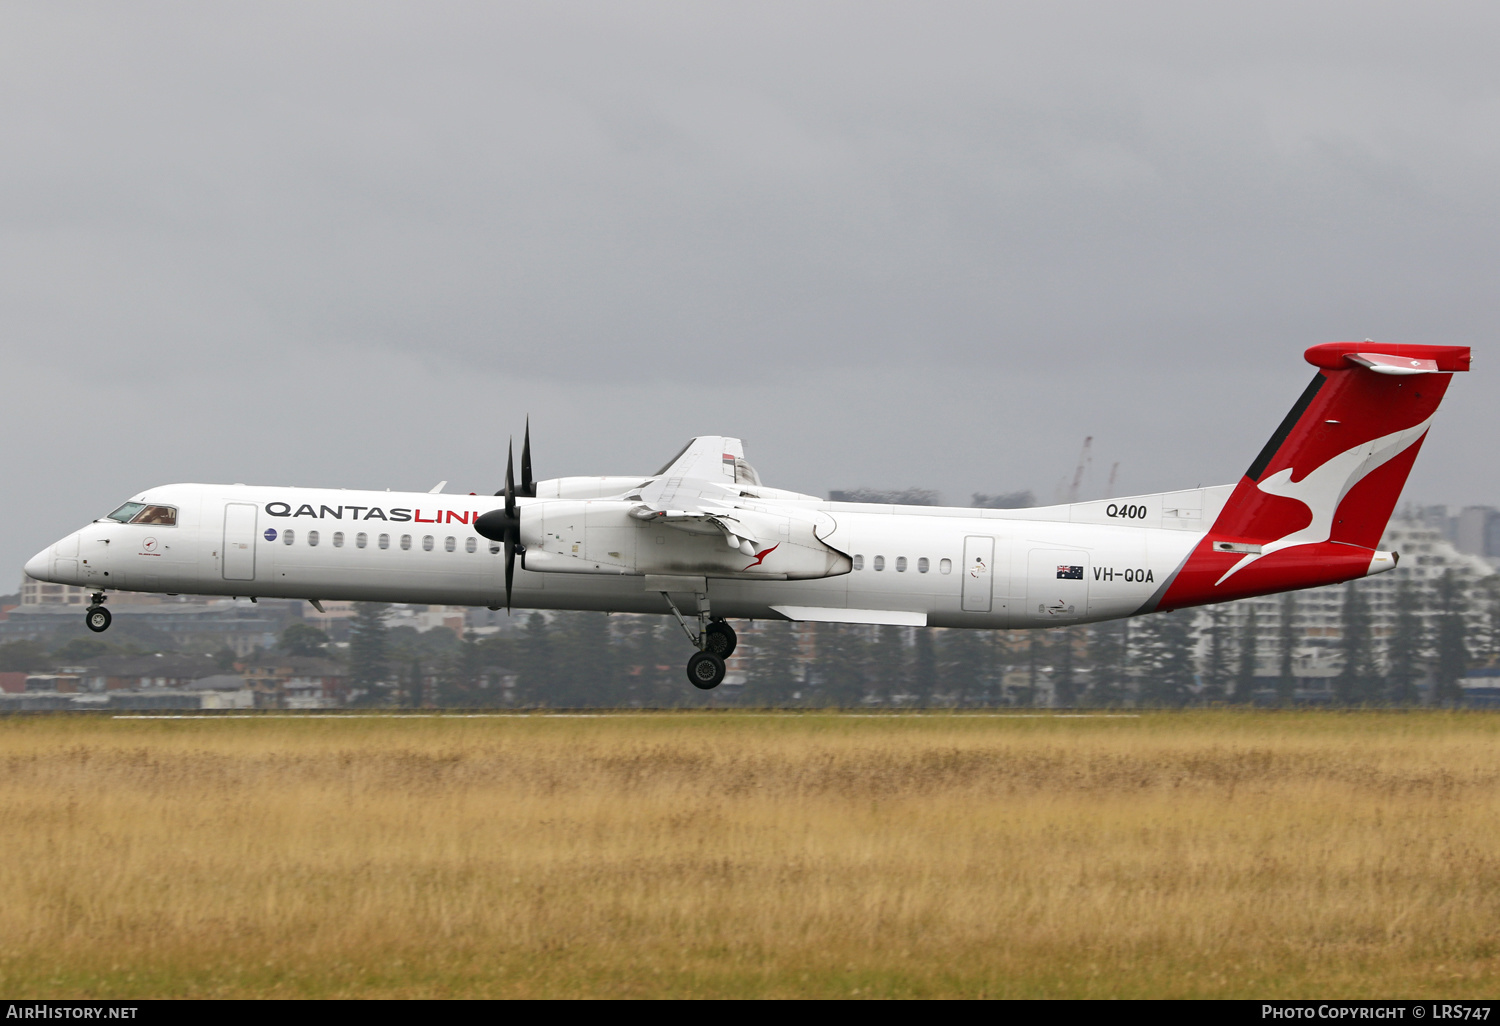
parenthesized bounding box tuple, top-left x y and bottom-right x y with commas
(2, 710, 1499, 998)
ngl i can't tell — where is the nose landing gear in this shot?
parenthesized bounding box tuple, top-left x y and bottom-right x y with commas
(658, 587, 737, 689)
(84, 593, 111, 633)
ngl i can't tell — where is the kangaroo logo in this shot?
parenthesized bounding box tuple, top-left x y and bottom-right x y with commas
(1215, 416, 1433, 585)
(743, 543, 779, 570)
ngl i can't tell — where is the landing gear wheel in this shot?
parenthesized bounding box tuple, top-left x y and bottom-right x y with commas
(704, 620, 737, 659)
(85, 607, 112, 633)
(686, 651, 726, 690)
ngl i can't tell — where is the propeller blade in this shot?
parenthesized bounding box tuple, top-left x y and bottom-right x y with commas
(504, 440, 516, 520)
(504, 535, 515, 611)
(520, 417, 536, 498)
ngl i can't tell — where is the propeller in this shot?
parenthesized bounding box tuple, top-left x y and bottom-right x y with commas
(493, 418, 537, 498)
(475, 440, 524, 609)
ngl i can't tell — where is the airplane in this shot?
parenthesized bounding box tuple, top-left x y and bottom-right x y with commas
(23, 341, 1471, 691)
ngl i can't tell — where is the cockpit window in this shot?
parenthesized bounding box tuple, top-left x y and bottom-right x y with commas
(105, 503, 146, 523)
(132, 505, 177, 525)
(105, 502, 177, 526)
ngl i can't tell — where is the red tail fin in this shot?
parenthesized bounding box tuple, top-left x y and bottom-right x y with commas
(1155, 343, 1470, 610)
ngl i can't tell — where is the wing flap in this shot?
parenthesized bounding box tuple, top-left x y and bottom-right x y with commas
(630, 502, 769, 555)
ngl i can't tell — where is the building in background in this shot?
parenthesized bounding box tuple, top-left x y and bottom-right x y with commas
(17, 580, 171, 608)
(241, 654, 347, 708)
(0, 595, 289, 656)
(300, 599, 358, 640)
(1453, 506, 1500, 569)
(389, 605, 467, 638)
(1202, 508, 1494, 685)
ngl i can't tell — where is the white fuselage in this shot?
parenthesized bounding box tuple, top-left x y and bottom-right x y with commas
(29, 481, 1228, 629)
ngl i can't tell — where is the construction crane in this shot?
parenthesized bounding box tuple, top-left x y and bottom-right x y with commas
(1066, 436, 1093, 504)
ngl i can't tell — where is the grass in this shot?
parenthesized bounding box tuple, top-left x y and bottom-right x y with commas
(2, 709, 1499, 998)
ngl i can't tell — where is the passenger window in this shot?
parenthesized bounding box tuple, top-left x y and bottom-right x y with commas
(308, 531, 320, 547)
(896, 556, 907, 572)
(873, 555, 885, 571)
(422, 535, 434, 552)
(939, 558, 952, 574)
(283, 529, 295, 546)
(356, 533, 368, 549)
(379, 534, 390, 550)
(400, 535, 412, 550)
(918, 557, 930, 573)
(852, 555, 865, 570)
(465, 537, 477, 553)
(332, 532, 344, 548)
(489, 542, 502, 555)
(444, 536, 456, 552)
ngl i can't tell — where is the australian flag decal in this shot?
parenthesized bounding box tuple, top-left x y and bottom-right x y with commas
(1057, 565, 1084, 580)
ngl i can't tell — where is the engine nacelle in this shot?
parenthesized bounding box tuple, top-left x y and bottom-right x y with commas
(521, 500, 850, 580)
(531, 476, 648, 500)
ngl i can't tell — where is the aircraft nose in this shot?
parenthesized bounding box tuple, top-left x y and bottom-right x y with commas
(23, 547, 52, 582)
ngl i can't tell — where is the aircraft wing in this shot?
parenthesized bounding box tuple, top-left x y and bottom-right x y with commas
(649, 436, 746, 486)
(631, 436, 772, 555)
(638, 436, 749, 508)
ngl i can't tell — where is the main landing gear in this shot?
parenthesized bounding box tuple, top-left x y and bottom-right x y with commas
(687, 650, 726, 689)
(84, 593, 111, 633)
(704, 620, 737, 659)
(658, 588, 737, 690)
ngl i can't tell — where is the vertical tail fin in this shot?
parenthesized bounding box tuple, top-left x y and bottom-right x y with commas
(1156, 342, 1470, 609)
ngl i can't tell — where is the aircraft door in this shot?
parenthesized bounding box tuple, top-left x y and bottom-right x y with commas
(961, 536, 996, 612)
(1026, 548, 1090, 624)
(222, 503, 258, 581)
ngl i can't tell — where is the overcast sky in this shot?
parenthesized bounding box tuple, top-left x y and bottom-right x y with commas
(4, 1, 1498, 581)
